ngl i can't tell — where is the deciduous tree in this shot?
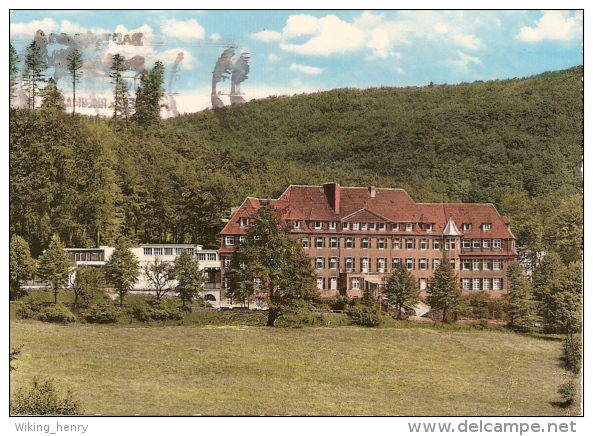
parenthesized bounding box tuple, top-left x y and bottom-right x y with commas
(171, 251, 202, 309)
(10, 234, 36, 300)
(37, 235, 74, 304)
(104, 239, 139, 307)
(143, 257, 173, 300)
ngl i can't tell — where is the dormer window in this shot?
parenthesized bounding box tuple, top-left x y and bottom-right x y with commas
(293, 221, 302, 229)
(240, 217, 249, 227)
(329, 222, 337, 230)
(314, 221, 323, 230)
(406, 223, 413, 232)
(482, 223, 491, 232)
(352, 223, 360, 231)
(379, 223, 386, 231)
(462, 223, 472, 232)
(343, 222, 350, 230)
(369, 223, 376, 230)
(426, 224, 433, 233)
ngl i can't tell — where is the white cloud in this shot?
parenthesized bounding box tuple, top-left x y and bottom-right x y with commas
(453, 33, 483, 51)
(160, 18, 205, 41)
(516, 11, 583, 42)
(10, 18, 59, 38)
(250, 29, 282, 42)
(290, 63, 323, 75)
(367, 28, 391, 58)
(447, 51, 482, 72)
(268, 53, 280, 62)
(280, 14, 365, 56)
(210, 33, 221, 42)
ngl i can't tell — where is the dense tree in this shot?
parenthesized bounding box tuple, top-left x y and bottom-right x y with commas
(426, 258, 461, 323)
(23, 40, 47, 110)
(134, 60, 166, 128)
(383, 264, 419, 319)
(170, 251, 203, 309)
(66, 49, 83, 115)
(505, 262, 536, 331)
(40, 78, 65, 111)
(9, 234, 37, 300)
(37, 235, 74, 304)
(10, 43, 19, 105)
(104, 239, 139, 307)
(224, 204, 318, 326)
(109, 54, 131, 129)
(143, 257, 173, 300)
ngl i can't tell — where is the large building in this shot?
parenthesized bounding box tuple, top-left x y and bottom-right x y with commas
(66, 244, 222, 306)
(218, 183, 517, 305)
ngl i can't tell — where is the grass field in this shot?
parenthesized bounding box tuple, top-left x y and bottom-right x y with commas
(9, 320, 577, 416)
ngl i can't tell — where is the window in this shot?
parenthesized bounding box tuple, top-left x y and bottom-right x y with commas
(164, 247, 173, 256)
(224, 257, 231, 268)
(351, 277, 360, 289)
(225, 236, 234, 246)
(255, 298, 262, 307)
(463, 240, 471, 250)
(329, 222, 337, 230)
(393, 238, 401, 249)
(329, 257, 338, 270)
(511, 240, 515, 249)
(315, 237, 324, 248)
(420, 239, 427, 250)
(493, 259, 501, 270)
(314, 221, 323, 230)
(473, 240, 481, 249)
(483, 239, 491, 249)
(379, 223, 386, 231)
(378, 238, 386, 249)
(406, 258, 415, 270)
(186, 248, 195, 255)
(330, 237, 339, 249)
(426, 224, 433, 233)
(330, 277, 338, 290)
(315, 257, 325, 270)
(345, 238, 354, 249)
(223, 278, 230, 290)
(473, 278, 481, 291)
(293, 221, 302, 229)
(433, 240, 441, 250)
(352, 223, 360, 231)
(208, 253, 217, 261)
(406, 239, 414, 250)
(473, 259, 481, 270)
(493, 278, 502, 290)
(361, 238, 369, 249)
(462, 223, 472, 232)
(483, 260, 492, 271)
(419, 258, 428, 270)
(240, 217, 249, 227)
(195, 252, 204, 261)
(377, 258, 386, 273)
(302, 238, 309, 249)
(226, 296, 233, 305)
(316, 277, 324, 290)
(482, 223, 491, 232)
(462, 278, 471, 290)
(450, 258, 456, 269)
(154, 247, 163, 256)
(493, 239, 502, 249)
(369, 223, 376, 231)
(406, 223, 413, 232)
(419, 278, 427, 290)
(343, 222, 350, 230)
(462, 260, 471, 271)
(391, 223, 399, 231)
(392, 258, 400, 270)
(239, 236, 246, 244)
(361, 258, 369, 273)
(361, 223, 367, 231)
(175, 247, 183, 256)
(483, 278, 491, 290)
(254, 278, 262, 290)
(345, 257, 354, 272)
(143, 247, 152, 256)
(433, 258, 441, 270)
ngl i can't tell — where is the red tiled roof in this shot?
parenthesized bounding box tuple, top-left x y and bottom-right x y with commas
(219, 184, 514, 240)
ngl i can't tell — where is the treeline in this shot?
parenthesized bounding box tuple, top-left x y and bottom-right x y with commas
(10, 66, 583, 261)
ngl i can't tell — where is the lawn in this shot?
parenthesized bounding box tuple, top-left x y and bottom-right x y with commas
(9, 320, 575, 416)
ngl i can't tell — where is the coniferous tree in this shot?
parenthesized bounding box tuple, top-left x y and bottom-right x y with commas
(66, 49, 83, 115)
(104, 239, 139, 307)
(40, 78, 65, 111)
(37, 235, 74, 304)
(171, 251, 203, 309)
(383, 264, 419, 319)
(505, 262, 536, 331)
(10, 44, 19, 105)
(109, 54, 130, 129)
(426, 257, 461, 323)
(23, 41, 47, 110)
(134, 61, 166, 128)
(10, 234, 37, 300)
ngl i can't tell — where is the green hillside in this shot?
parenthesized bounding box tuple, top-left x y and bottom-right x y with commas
(10, 66, 583, 257)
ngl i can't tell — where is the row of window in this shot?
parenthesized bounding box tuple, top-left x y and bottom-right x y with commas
(290, 221, 493, 232)
(316, 276, 502, 291)
(461, 259, 503, 271)
(462, 277, 503, 291)
(143, 247, 195, 256)
(314, 257, 450, 272)
(299, 237, 503, 250)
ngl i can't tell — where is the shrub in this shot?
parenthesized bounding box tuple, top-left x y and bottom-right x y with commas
(128, 298, 182, 322)
(557, 379, 576, 407)
(10, 377, 82, 415)
(275, 300, 321, 328)
(348, 303, 382, 327)
(37, 304, 76, 324)
(82, 301, 120, 324)
(14, 301, 41, 319)
(562, 335, 582, 374)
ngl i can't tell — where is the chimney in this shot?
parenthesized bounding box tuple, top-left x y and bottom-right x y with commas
(369, 186, 376, 199)
(323, 183, 340, 214)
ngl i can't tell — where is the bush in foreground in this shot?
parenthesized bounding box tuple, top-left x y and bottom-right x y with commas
(348, 303, 382, 327)
(82, 301, 120, 324)
(37, 304, 76, 324)
(11, 377, 82, 415)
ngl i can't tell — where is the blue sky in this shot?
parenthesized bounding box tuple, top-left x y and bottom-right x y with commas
(9, 9, 584, 116)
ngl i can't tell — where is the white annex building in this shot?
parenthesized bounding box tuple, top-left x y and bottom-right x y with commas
(65, 244, 222, 307)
